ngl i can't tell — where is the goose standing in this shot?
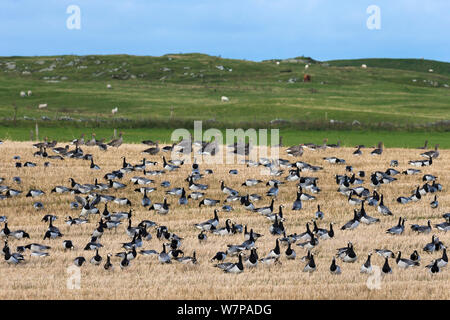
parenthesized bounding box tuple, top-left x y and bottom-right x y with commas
(353, 146, 362, 156)
(410, 186, 422, 202)
(120, 254, 130, 270)
(411, 220, 432, 234)
(104, 253, 113, 270)
(266, 205, 285, 222)
(396, 251, 419, 269)
(220, 180, 238, 196)
(292, 192, 302, 211)
(341, 210, 360, 230)
(434, 248, 448, 268)
(417, 140, 428, 149)
(370, 142, 383, 155)
(158, 244, 171, 264)
(244, 226, 263, 241)
(266, 182, 279, 197)
(4, 247, 24, 265)
(143, 142, 160, 155)
(420, 144, 439, 159)
(90, 158, 100, 170)
(141, 189, 151, 207)
(162, 156, 179, 171)
(330, 257, 342, 274)
(194, 209, 219, 230)
(386, 217, 405, 235)
(178, 188, 188, 205)
(317, 222, 334, 240)
(315, 205, 324, 219)
(337, 242, 357, 263)
(285, 242, 296, 260)
(297, 234, 319, 250)
(177, 251, 197, 265)
(427, 260, 441, 274)
(244, 248, 259, 267)
(360, 253, 373, 273)
(107, 132, 123, 148)
(435, 216, 450, 232)
(223, 253, 244, 273)
(382, 257, 392, 274)
(359, 202, 380, 224)
(303, 253, 316, 273)
(377, 195, 392, 216)
(430, 195, 438, 209)
(90, 249, 103, 266)
(266, 239, 281, 259)
(212, 219, 233, 236)
(149, 198, 170, 214)
(254, 199, 274, 215)
(347, 192, 362, 206)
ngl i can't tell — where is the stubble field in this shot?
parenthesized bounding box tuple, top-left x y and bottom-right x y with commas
(0, 141, 448, 300)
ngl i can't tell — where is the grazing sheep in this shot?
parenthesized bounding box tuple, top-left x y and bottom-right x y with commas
(112, 107, 118, 115)
(428, 69, 434, 73)
(20, 91, 26, 97)
(361, 64, 367, 69)
(38, 103, 47, 109)
(107, 84, 112, 89)
(221, 96, 229, 102)
(27, 90, 32, 96)
(305, 64, 309, 70)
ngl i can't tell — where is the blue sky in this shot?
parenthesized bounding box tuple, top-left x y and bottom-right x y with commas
(1, 0, 449, 62)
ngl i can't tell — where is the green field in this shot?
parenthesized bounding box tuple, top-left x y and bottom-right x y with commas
(0, 54, 449, 147)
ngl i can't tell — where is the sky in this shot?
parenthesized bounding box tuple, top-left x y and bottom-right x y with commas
(0, 0, 449, 62)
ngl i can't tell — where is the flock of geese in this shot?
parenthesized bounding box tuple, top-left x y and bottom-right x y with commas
(0, 135, 448, 279)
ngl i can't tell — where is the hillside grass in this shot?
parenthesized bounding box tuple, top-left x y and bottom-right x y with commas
(1, 125, 450, 149)
(0, 54, 449, 146)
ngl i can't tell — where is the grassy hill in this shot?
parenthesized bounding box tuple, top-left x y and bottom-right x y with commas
(0, 54, 449, 146)
(327, 58, 450, 77)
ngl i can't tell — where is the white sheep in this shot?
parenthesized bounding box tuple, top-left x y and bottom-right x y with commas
(107, 84, 112, 89)
(428, 69, 434, 73)
(361, 64, 367, 69)
(20, 91, 26, 97)
(38, 103, 47, 109)
(221, 96, 229, 102)
(27, 90, 32, 96)
(305, 64, 309, 70)
(112, 107, 118, 115)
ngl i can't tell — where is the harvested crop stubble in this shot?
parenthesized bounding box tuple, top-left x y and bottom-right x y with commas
(0, 141, 448, 300)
